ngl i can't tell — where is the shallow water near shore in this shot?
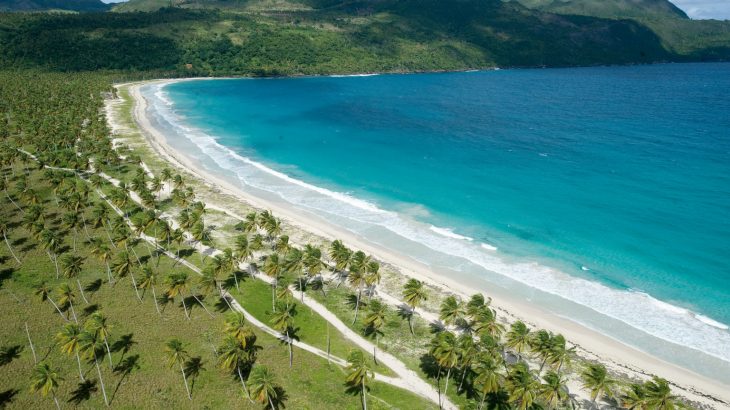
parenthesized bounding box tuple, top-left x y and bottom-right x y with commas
(141, 63, 730, 381)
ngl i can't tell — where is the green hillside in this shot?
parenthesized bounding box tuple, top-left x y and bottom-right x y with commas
(0, 0, 728, 75)
(0, 0, 109, 12)
(507, 0, 688, 20)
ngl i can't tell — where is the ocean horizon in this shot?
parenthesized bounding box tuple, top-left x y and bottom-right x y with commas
(140, 63, 730, 381)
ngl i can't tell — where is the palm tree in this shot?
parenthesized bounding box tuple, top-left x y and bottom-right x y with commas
(165, 272, 192, 320)
(622, 383, 648, 410)
(473, 352, 503, 410)
(224, 313, 255, 346)
(29, 362, 63, 410)
(430, 331, 460, 408)
(249, 365, 283, 410)
(506, 362, 540, 410)
(540, 370, 571, 409)
(581, 363, 616, 404)
(90, 239, 114, 285)
(643, 377, 682, 410)
(138, 266, 161, 315)
(56, 323, 86, 381)
(345, 350, 374, 410)
(164, 338, 192, 400)
(78, 330, 109, 406)
(112, 250, 142, 301)
(61, 254, 89, 303)
(218, 335, 259, 401)
(547, 334, 573, 375)
(40, 229, 62, 278)
(57, 283, 79, 323)
(402, 278, 427, 335)
(34, 282, 66, 321)
(456, 333, 479, 392)
(284, 247, 306, 300)
(303, 244, 326, 296)
(530, 329, 554, 373)
(362, 299, 387, 364)
(274, 235, 290, 254)
(86, 312, 114, 370)
(439, 295, 465, 327)
(270, 301, 297, 367)
(0, 221, 21, 264)
(62, 212, 81, 251)
(263, 253, 283, 311)
(506, 321, 531, 361)
(348, 266, 367, 325)
(238, 211, 258, 234)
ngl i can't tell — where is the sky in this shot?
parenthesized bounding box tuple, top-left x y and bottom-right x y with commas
(99, 0, 730, 20)
(671, 0, 730, 19)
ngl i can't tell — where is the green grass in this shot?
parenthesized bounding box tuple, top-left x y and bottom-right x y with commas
(0, 163, 436, 409)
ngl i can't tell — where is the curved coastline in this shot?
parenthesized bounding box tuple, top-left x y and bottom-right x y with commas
(122, 78, 730, 407)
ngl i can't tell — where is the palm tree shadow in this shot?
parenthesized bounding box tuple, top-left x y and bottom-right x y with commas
(271, 387, 288, 409)
(83, 303, 100, 317)
(419, 354, 441, 380)
(345, 294, 367, 311)
(214, 296, 231, 313)
(0, 388, 19, 407)
(184, 357, 205, 396)
(85, 279, 103, 294)
(112, 333, 136, 365)
(111, 354, 140, 403)
(0, 345, 23, 366)
(68, 379, 97, 405)
(0, 268, 13, 288)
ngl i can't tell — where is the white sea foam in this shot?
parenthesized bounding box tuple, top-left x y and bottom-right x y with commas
(695, 314, 730, 330)
(480, 243, 498, 251)
(144, 83, 730, 365)
(429, 226, 474, 241)
(581, 265, 590, 271)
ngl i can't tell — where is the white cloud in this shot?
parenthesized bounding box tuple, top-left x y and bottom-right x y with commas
(671, 0, 730, 19)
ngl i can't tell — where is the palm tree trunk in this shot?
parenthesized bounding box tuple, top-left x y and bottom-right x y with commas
(94, 356, 109, 406)
(408, 313, 414, 335)
(459, 367, 468, 392)
(47, 296, 67, 321)
(104, 261, 114, 285)
(479, 392, 487, 410)
(352, 288, 362, 325)
(237, 365, 255, 404)
(362, 378, 367, 410)
(5, 189, 24, 213)
(76, 351, 85, 381)
(104, 336, 113, 370)
(179, 361, 192, 400)
(271, 283, 276, 311)
(52, 393, 61, 410)
(3, 233, 21, 264)
(287, 330, 293, 368)
(268, 396, 275, 410)
(69, 300, 78, 323)
(77, 279, 89, 304)
(80, 213, 91, 239)
(151, 285, 161, 315)
(443, 367, 452, 401)
(24, 322, 37, 363)
(233, 270, 240, 291)
(192, 294, 214, 318)
(127, 268, 142, 302)
(436, 366, 442, 409)
(326, 323, 331, 365)
(373, 334, 378, 365)
(181, 295, 190, 320)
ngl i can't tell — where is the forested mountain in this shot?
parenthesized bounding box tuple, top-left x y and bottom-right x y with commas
(0, 0, 109, 11)
(0, 0, 728, 75)
(507, 0, 688, 20)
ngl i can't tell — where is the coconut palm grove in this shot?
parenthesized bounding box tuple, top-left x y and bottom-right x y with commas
(1, 0, 729, 408)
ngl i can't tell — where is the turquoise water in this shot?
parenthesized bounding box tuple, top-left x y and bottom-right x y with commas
(142, 63, 730, 379)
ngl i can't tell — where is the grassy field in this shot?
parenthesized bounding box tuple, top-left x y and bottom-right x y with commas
(0, 154, 436, 409)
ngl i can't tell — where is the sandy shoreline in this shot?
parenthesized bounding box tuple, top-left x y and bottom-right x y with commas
(118, 78, 730, 408)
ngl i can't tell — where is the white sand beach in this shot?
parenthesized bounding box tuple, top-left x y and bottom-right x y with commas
(114, 79, 730, 409)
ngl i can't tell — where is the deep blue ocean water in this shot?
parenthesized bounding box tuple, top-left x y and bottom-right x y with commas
(143, 63, 730, 378)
